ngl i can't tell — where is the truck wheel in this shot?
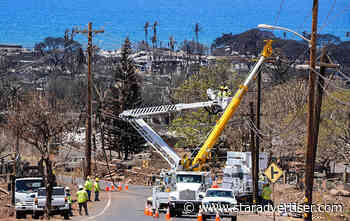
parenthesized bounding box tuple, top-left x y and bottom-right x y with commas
(231, 216, 237, 221)
(32, 212, 39, 220)
(169, 207, 176, 217)
(63, 210, 69, 220)
(15, 211, 23, 219)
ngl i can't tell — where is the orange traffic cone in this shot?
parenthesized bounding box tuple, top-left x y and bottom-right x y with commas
(154, 208, 159, 218)
(149, 206, 153, 217)
(144, 203, 149, 216)
(105, 186, 110, 191)
(111, 185, 115, 191)
(118, 183, 122, 191)
(215, 211, 221, 221)
(197, 209, 203, 221)
(125, 183, 129, 190)
(165, 207, 171, 221)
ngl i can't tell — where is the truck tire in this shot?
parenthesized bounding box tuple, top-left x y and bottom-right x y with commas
(32, 212, 39, 220)
(15, 211, 23, 219)
(169, 207, 176, 217)
(63, 210, 69, 220)
(231, 216, 237, 221)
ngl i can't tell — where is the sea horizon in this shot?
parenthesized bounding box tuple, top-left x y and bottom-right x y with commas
(1, 0, 349, 50)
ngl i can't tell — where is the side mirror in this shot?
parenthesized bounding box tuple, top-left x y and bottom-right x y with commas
(198, 194, 204, 199)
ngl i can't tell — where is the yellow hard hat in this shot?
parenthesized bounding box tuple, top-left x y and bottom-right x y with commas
(87, 176, 90, 179)
(220, 86, 225, 90)
(96, 178, 99, 181)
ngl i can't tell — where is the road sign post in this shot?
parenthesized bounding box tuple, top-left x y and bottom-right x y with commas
(264, 163, 283, 221)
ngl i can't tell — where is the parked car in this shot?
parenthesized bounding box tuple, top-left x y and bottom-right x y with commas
(201, 188, 237, 221)
(33, 186, 69, 219)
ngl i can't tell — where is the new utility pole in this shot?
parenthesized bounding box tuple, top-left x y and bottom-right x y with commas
(304, 0, 318, 220)
(249, 102, 258, 206)
(253, 70, 261, 205)
(73, 22, 104, 178)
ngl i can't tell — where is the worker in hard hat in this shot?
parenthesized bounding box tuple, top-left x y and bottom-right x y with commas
(94, 178, 101, 201)
(76, 185, 89, 216)
(218, 86, 225, 98)
(218, 86, 231, 98)
(84, 176, 93, 201)
(65, 187, 73, 216)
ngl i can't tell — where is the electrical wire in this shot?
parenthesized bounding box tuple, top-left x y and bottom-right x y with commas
(274, 0, 285, 26)
(319, 0, 337, 33)
(319, 0, 350, 33)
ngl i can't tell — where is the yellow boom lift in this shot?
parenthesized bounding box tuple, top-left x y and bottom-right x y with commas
(182, 40, 273, 171)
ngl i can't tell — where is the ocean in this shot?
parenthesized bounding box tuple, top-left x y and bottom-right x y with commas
(0, 0, 349, 50)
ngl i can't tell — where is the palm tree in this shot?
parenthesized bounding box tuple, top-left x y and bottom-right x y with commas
(195, 23, 200, 54)
(144, 22, 149, 47)
(152, 21, 158, 49)
(194, 23, 201, 73)
(168, 36, 176, 52)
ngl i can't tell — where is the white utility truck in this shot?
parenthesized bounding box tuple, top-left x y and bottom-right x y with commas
(15, 177, 44, 219)
(33, 187, 70, 219)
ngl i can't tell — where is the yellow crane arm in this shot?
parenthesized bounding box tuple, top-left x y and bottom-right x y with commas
(189, 40, 273, 171)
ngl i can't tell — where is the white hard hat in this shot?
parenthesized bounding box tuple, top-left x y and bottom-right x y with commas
(65, 187, 70, 191)
(78, 185, 83, 189)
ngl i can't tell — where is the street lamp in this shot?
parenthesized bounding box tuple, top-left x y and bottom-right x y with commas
(258, 24, 311, 46)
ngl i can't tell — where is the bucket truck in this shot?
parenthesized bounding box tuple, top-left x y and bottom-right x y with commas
(119, 40, 273, 217)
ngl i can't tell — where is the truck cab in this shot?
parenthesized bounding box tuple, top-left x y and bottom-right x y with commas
(15, 177, 44, 219)
(168, 171, 211, 217)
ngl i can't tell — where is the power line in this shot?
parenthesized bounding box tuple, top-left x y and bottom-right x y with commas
(274, 0, 286, 26)
(319, 0, 337, 32)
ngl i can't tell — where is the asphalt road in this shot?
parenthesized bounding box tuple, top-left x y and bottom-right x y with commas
(72, 185, 286, 221)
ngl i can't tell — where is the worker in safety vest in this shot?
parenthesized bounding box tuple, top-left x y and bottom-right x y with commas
(65, 187, 73, 216)
(94, 178, 101, 201)
(76, 185, 89, 216)
(261, 183, 273, 206)
(84, 176, 93, 201)
(218, 86, 231, 98)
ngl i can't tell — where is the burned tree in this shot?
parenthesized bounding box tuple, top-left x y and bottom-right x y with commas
(7, 96, 73, 219)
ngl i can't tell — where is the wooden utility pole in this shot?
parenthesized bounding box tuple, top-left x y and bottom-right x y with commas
(314, 48, 328, 145)
(73, 22, 104, 179)
(304, 0, 318, 220)
(249, 102, 258, 205)
(253, 71, 261, 205)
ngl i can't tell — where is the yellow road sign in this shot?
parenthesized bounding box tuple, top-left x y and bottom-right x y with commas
(142, 160, 149, 168)
(264, 162, 283, 183)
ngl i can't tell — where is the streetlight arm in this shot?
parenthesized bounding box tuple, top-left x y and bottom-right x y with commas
(258, 24, 311, 44)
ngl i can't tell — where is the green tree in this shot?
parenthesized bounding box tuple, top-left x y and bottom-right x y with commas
(104, 37, 144, 160)
(170, 61, 241, 149)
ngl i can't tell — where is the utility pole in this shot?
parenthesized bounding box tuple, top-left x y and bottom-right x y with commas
(249, 102, 258, 205)
(304, 0, 318, 220)
(73, 22, 104, 179)
(253, 70, 261, 205)
(314, 48, 328, 145)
